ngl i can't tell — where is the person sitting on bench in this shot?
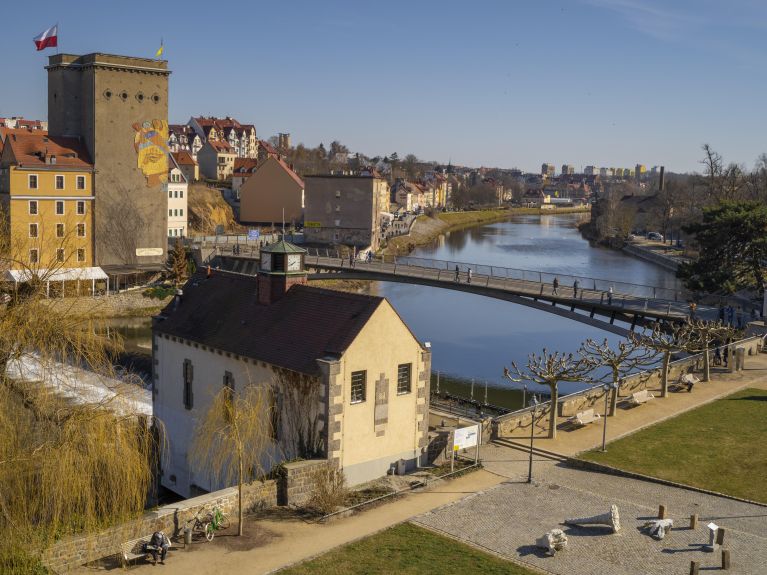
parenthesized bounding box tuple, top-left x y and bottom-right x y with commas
(145, 531, 170, 565)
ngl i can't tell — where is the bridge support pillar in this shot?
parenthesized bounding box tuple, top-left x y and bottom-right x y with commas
(609, 311, 616, 325)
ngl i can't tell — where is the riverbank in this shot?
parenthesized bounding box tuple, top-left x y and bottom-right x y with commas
(43, 290, 172, 319)
(384, 206, 588, 255)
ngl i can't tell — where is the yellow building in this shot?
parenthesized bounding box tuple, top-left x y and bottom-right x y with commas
(0, 131, 107, 295)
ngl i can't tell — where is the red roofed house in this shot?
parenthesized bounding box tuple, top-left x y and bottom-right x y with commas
(153, 240, 432, 497)
(238, 156, 305, 225)
(231, 157, 259, 196)
(171, 150, 199, 182)
(197, 139, 236, 181)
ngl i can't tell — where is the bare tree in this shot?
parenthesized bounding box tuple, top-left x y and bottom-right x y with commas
(685, 320, 739, 382)
(506, 350, 595, 439)
(632, 323, 693, 397)
(580, 338, 658, 415)
(189, 384, 272, 536)
(167, 239, 188, 287)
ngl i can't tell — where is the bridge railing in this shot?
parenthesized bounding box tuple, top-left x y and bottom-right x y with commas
(304, 247, 686, 302)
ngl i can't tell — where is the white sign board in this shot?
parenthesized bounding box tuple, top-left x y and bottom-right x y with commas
(454, 424, 480, 450)
(136, 248, 164, 257)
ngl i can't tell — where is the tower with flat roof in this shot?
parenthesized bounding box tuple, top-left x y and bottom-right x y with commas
(46, 53, 171, 270)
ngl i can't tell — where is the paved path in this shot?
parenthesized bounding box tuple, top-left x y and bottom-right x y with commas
(74, 354, 767, 575)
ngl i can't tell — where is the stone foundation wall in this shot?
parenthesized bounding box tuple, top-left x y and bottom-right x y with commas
(42, 480, 276, 574)
(278, 459, 331, 507)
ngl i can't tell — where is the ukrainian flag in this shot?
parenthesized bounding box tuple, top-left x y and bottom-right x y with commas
(155, 41, 164, 59)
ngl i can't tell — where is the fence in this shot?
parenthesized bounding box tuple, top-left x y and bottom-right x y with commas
(303, 248, 685, 302)
(492, 334, 762, 440)
(186, 232, 305, 246)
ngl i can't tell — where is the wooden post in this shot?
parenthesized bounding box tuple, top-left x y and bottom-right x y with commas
(689, 560, 699, 575)
(658, 504, 666, 519)
(690, 514, 698, 529)
(721, 549, 731, 570)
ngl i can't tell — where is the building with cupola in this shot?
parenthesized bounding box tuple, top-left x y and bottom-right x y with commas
(152, 240, 431, 498)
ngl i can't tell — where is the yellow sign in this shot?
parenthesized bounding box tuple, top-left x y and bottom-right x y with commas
(133, 119, 169, 187)
(303, 221, 322, 228)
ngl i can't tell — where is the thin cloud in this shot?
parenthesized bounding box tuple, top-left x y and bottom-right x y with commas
(586, 0, 704, 41)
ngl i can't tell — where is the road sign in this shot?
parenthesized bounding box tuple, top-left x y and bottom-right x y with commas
(248, 229, 260, 240)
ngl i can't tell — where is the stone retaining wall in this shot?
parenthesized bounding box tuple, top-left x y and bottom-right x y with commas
(493, 335, 762, 440)
(42, 479, 277, 573)
(278, 459, 331, 507)
(622, 243, 683, 272)
(44, 291, 171, 318)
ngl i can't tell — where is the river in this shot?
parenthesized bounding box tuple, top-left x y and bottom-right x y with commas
(109, 213, 681, 408)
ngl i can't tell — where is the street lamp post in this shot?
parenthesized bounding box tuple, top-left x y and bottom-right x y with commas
(528, 395, 539, 483)
(601, 381, 619, 452)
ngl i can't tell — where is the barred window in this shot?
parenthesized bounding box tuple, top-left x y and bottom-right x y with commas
(183, 359, 194, 410)
(397, 363, 412, 394)
(350, 370, 366, 404)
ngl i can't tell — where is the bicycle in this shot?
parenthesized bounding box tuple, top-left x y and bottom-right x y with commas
(185, 506, 230, 542)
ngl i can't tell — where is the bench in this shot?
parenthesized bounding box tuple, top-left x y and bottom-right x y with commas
(627, 389, 654, 406)
(120, 536, 175, 568)
(568, 408, 600, 427)
(120, 537, 150, 568)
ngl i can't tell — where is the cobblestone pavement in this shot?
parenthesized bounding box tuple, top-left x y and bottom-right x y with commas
(413, 447, 767, 575)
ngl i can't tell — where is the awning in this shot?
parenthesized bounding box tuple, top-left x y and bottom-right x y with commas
(4, 266, 109, 282)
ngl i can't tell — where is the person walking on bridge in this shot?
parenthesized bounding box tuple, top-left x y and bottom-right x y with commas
(467, 268, 473, 285)
(573, 279, 579, 298)
(454, 265, 460, 283)
(552, 277, 559, 296)
(607, 285, 614, 305)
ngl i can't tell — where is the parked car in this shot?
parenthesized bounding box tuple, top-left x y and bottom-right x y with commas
(647, 232, 664, 241)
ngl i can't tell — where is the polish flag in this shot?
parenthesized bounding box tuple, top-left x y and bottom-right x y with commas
(33, 25, 58, 51)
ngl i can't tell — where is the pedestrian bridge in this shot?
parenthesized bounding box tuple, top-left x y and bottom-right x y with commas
(208, 247, 710, 335)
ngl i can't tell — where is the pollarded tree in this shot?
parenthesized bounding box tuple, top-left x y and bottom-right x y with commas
(506, 349, 595, 439)
(189, 384, 273, 536)
(685, 319, 739, 382)
(580, 337, 659, 416)
(633, 322, 694, 397)
(678, 201, 767, 297)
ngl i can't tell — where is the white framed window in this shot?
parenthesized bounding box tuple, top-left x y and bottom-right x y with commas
(76, 201, 85, 215)
(397, 363, 412, 395)
(77, 248, 85, 262)
(56, 248, 65, 263)
(56, 223, 65, 238)
(168, 190, 172, 199)
(28, 174, 38, 189)
(76, 176, 86, 190)
(29, 249, 39, 264)
(77, 223, 85, 237)
(29, 223, 38, 238)
(29, 200, 38, 215)
(55, 201, 64, 215)
(180, 190, 184, 198)
(55, 175, 65, 190)
(350, 370, 367, 404)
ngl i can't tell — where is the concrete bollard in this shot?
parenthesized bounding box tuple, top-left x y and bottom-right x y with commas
(716, 527, 726, 546)
(722, 549, 731, 570)
(658, 504, 666, 519)
(690, 514, 698, 529)
(184, 527, 192, 547)
(689, 560, 699, 575)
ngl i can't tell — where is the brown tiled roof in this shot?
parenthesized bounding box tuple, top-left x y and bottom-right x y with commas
(155, 272, 383, 375)
(258, 140, 279, 156)
(3, 132, 92, 169)
(208, 140, 234, 153)
(234, 157, 259, 173)
(172, 150, 197, 166)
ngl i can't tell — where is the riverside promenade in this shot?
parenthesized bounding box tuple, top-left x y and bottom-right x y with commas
(76, 352, 767, 575)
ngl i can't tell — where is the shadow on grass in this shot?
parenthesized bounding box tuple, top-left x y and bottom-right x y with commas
(729, 395, 767, 402)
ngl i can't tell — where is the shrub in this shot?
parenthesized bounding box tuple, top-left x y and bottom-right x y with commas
(307, 465, 348, 515)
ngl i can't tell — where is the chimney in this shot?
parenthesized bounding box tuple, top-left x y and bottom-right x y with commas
(659, 166, 665, 192)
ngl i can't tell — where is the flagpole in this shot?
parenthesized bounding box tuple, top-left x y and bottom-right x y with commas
(56, 22, 59, 55)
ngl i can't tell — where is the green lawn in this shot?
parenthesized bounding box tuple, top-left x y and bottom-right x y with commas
(278, 523, 539, 575)
(580, 388, 767, 503)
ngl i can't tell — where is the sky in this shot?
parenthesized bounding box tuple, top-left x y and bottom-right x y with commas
(1, 0, 766, 173)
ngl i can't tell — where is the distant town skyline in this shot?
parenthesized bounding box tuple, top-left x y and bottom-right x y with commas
(1, 0, 766, 173)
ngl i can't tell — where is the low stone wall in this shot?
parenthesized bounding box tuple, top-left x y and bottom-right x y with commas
(278, 459, 330, 507)
(622, 243, 682, 272)
(493, 335, 762, 440)
(44, 291, 171, 318)
(42, 479, 277, 573)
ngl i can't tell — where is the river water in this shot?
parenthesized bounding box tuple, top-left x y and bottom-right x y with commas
(109, 213, 680, 408)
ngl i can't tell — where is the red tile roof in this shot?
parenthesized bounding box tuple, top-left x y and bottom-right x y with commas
(3, 132, 92, 169)
(208, 140, 234, 153)
(234, 157, 259, 173)
(258, 140, 279, 156)
(172, 150, 197, 166)
(156, 272, 384, 375)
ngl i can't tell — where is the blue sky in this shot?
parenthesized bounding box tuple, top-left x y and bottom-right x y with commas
(2, 0, 765, 173)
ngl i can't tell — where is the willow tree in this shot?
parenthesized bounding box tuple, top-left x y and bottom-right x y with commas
(634, 322, 694, 397)
(507, 349, 595, 439)
(189, 384, 273, 536)
(0, 205, 159, 573)
(580, 337, 659, 415)
(686, 319, 739, 381)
